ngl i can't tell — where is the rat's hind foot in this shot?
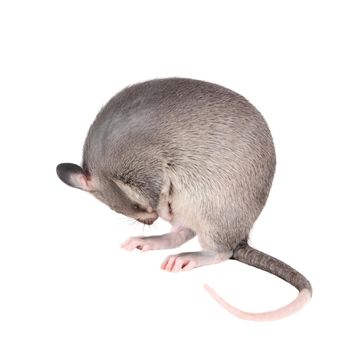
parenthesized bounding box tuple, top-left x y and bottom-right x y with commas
(121, 227, 195, 252)
(161, 251, 232, 272)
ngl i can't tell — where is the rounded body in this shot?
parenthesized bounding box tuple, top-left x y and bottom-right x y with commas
(83, 78, 276, 251)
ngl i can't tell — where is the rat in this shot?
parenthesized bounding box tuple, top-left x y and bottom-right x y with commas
(56, 78, 312, 321)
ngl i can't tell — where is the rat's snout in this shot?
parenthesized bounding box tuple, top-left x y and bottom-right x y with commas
(137, 216, 158, 225)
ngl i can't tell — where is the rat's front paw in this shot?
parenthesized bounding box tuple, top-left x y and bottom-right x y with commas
(120, 235, 172, 252)
(120, 236, 154, 252)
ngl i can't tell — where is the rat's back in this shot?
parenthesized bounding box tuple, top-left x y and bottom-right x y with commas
(84, 78, 275, 176)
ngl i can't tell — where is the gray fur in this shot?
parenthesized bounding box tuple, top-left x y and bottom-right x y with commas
(57, 78, 312, 302)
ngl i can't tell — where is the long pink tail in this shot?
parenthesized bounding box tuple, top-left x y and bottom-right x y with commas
(204, 285, 311, 321)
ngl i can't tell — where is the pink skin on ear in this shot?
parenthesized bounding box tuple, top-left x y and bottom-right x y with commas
(71, 173, 94, 191)
(79, 174, 91, 191)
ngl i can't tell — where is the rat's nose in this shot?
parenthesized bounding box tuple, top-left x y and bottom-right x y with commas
(137, 217, 157, 225)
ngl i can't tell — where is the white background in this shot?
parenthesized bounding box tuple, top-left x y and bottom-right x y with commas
(1, 1, 349, 349)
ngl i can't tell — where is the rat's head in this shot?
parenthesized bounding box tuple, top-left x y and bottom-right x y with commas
(56, 163, 158, 225)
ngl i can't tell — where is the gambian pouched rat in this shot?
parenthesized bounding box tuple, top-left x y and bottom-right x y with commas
(56, 78, 312, 321)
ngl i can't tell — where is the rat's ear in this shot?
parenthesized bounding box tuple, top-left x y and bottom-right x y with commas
(56, 163, 93, 191)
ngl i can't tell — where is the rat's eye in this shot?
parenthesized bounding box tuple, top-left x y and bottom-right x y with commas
(133, 204, 141, 211)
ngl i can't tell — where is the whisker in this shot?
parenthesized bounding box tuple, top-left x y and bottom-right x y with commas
(119, 218, 135, 224)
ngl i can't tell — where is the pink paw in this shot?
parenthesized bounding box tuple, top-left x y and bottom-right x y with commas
(161, 253, 198, 272)
(120, 237, 153, 252)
